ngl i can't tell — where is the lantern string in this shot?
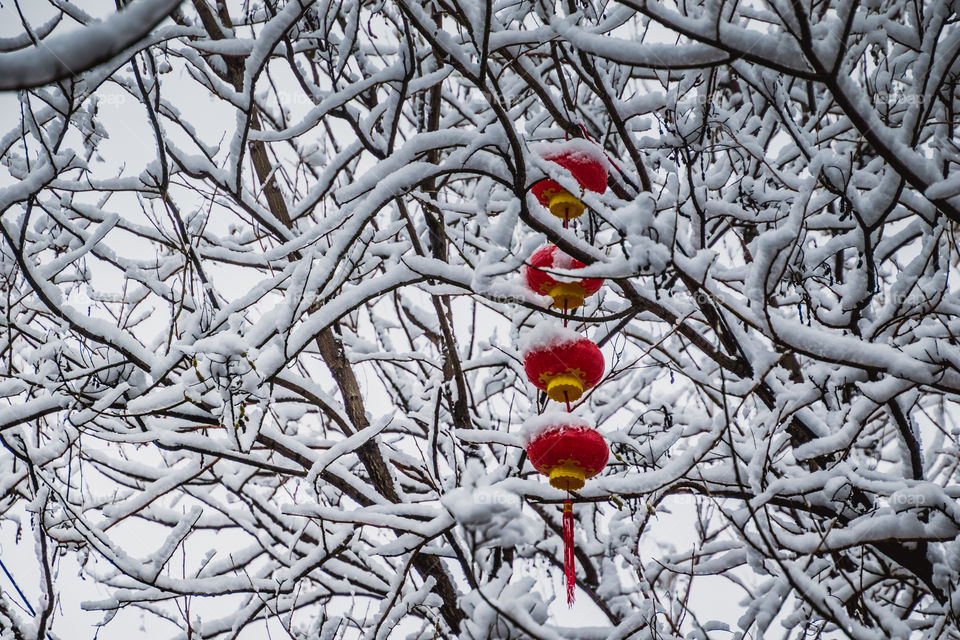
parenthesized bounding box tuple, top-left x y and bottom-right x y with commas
(563, 498, 576, 606)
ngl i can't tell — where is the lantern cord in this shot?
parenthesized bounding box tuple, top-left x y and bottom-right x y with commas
(563, 499, 576, 606)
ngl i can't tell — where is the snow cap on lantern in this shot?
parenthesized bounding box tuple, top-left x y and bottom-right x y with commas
(530, 139, 610, 221)
(523, 412, 609, 491)
(524, 244, 603, 311)
(520, 321, 604, 403)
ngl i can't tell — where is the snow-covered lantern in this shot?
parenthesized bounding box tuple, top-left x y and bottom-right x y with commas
(521, 323, 604, 403)
(531, 140, 609, 221)
(524, 413, 609, 492)
(523, 412, 609, 605)
(524, 244, 603, 311)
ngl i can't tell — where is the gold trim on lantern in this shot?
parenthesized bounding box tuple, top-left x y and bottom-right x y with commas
(545, 373, 585, 402)
(549, 463, 586, 491)
(548, 282, 586, 311)
(548, 189, 586, 220)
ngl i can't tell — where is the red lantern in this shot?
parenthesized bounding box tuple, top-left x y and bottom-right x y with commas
(521, 324, 604, 403)
(530, 140, 609, 221)
(523, 412, 609, 606)
(524, 414, 609, 492)
(525, 244, 603, 311)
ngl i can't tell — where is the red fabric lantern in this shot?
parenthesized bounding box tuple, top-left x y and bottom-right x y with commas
(523, 412, 609, 605)
(530, 140, 609, 221)
(525, 244, 603, 311)
(521, 324, 604, 403)
(524, 415, 609, 492)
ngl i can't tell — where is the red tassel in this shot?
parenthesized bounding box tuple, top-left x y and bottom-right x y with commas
(563, 499, 575, 606)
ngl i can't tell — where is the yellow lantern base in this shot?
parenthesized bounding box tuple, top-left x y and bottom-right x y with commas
(546, 374, 584, 403)
(548, 190, 586, 220)
(548, 282, 586, 311)
(550, 463, 586, 491)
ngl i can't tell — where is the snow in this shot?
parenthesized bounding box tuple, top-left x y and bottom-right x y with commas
(551, 17, 728, 70)
(925, 175, 960, 200)
(0, 0, 182, 90)
(518, 319, 587, 355)
(0, 13, 61, 52)
(455, 429, 524, 447)
(531, 137, 612, 173)
(441, 486, 519, 526)
(181, 332, 249, 358)
(520, 411, 592, 445)
(305, 417, 392, 487)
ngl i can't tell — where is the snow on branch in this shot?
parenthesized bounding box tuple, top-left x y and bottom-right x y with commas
(0, 0, 182, 91)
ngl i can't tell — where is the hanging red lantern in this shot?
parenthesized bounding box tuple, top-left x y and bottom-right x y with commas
(524, 413, 609, 491)
(524, 244, 603, 311)
(523, 412, 609, 606)
(530, 140, 609, 221)
(521, 324, 604, 403)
